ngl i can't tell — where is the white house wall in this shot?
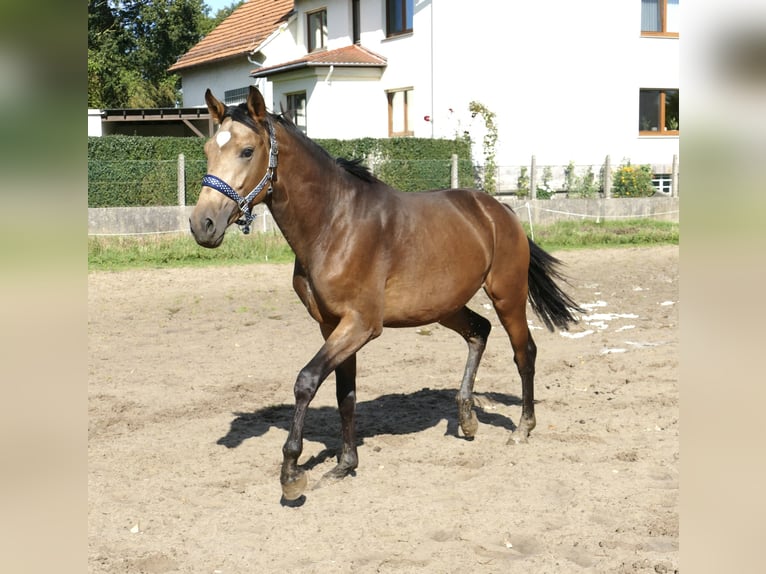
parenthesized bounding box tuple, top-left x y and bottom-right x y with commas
(422, 1, 680, 168)
(175, 0, 678, 170)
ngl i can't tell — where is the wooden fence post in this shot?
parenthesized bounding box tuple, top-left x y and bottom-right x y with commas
(177, 153, 186, 207)
(603, 155, 612, 198)
(451, 154, 458, 188)
(530, 155, 537, 200)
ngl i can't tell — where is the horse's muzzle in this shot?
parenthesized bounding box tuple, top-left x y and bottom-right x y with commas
(189, 205, 231, 248)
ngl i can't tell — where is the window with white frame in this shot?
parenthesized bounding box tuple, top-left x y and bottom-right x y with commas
(286, 92, 307, 133)
(387, 88, 414, 137)
(224, 87, 249, 105)
(641, 0, 679, 36)
(307, 9, 327, 52)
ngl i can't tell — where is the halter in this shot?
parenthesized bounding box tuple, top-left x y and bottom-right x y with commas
(201, 117, 278, 235)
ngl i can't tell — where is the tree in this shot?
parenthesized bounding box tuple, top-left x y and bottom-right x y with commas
(88, 0, 220, 108)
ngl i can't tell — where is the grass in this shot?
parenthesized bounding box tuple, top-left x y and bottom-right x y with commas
(88, 231, 294, 271)
(521, 218, 678, 252)
(88, 219, 678, 271)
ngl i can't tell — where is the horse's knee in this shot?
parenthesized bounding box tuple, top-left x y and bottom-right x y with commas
(294, 369, 318, 403)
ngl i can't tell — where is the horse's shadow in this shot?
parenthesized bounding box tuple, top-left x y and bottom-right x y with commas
(217, 387, 522, 471)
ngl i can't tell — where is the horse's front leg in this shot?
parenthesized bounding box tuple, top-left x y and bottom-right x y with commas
(280, 314, 378, 501)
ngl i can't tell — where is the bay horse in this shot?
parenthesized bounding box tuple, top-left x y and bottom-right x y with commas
(190, 86, 582, 501)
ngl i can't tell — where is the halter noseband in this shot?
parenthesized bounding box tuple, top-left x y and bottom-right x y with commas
(201, 117, 278, 235)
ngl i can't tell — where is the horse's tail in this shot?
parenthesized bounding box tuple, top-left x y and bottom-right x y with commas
(526, 238, 584, 331)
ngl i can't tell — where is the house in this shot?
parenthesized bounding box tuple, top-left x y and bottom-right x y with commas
(169, 0, 679, 188)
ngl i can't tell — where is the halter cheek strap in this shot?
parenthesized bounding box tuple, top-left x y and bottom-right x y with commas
(201, 117, 278, 235)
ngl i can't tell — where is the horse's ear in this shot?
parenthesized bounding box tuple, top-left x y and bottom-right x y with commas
(246, 86, 267, 120)
(205, 89, 226, 124)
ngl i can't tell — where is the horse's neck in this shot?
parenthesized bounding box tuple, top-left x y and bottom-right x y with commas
(266, 132, 351, 260)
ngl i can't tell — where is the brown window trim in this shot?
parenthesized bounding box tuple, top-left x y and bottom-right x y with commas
(640, 0, 678, 37)
(307, 9, 327, 53)
(640, 31, 679, 39)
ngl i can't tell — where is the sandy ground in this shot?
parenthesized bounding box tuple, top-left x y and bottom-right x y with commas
(88, 245, 678, 573)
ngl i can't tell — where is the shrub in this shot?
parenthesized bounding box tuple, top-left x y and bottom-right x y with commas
(611, 162, 655, 198)
(516, 166, 530, 198)
(564, 161, 599, 198)
(88, 135, 473, 207)
(535, 166, 554, 199)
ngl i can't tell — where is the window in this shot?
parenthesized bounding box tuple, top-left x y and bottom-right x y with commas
(652, 173, 672, 195)
(307, 9, 327, 52)
(387, 88, 414, 136)
(386, 0, 413, 37)
(286, 92, 307, 133)
(639, 89, 679, 135)
(641, 0, 679, 37)
(224, 87, 249, 105)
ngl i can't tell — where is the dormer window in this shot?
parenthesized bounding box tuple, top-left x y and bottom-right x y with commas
(307, 9, 327, 52)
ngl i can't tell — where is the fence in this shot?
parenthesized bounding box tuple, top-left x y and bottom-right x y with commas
(88, 197, 678, 236)
(494, 154, 679, 198)
(87, 153, 680, 235)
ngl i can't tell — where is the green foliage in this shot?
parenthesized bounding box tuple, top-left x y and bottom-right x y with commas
(611, 161, 655, 198)
(88, 0, 214, 108)
(535, 166, 555, 199)
(564, 161, 600, 198)
(468, 101, 498, 194)
(516, 166, 530, 198)
(88, 135, 473, 206)
(88, 136, 206, 207)
(88, 232, 294, 271)
(520, 219, 678, 252)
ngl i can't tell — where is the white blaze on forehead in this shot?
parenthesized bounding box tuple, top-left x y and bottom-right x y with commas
(215, 130, 232, 148)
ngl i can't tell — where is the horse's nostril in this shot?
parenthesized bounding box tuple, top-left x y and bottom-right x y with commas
(204, 217, 215, 234)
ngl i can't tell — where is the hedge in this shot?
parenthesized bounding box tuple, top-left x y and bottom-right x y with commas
(88, 135, 474, 207)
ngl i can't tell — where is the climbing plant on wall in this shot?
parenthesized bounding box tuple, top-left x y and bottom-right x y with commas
(468, 101, 498, 194)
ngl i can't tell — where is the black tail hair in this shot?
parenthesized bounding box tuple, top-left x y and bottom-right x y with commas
(527, 238, 584, 331)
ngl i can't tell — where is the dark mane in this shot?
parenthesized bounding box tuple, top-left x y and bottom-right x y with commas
(270, 114, 382, 184)
(223, 103, 261, 133)
(335, 158, 380, 183)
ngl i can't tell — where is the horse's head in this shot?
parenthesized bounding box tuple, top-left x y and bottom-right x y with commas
(190, 86, 276, 248)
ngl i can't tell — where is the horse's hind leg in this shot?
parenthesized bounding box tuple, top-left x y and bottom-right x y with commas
(325, 351, 359, 480)
(439, 307, 492, 438)
(485, 285, 538, 444)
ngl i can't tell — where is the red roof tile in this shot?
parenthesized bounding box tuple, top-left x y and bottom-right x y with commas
(251, 44, 387, 78)
(169, 0, 295, 72)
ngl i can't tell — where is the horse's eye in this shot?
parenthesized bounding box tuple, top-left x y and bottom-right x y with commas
(241, 148, 254, 159)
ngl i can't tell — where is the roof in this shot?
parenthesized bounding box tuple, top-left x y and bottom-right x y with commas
(250, 44, 387, 78)
(168, 0, 295, 72)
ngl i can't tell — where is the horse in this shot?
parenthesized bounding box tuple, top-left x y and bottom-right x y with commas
(189, 86, 583, 501)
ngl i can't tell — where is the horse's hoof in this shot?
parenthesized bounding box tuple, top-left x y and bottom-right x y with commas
(460, 412, 479, 438)
(281, 472, 308, 501)
(507, 431, 529, 445)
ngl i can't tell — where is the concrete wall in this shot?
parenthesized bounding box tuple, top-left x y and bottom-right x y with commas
(88, 198, 678, 236)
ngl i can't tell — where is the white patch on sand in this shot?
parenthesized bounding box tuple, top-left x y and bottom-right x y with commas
(216, 130, 231, 148)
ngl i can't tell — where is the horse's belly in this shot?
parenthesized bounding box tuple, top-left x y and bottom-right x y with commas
(381, 273, 484, 327)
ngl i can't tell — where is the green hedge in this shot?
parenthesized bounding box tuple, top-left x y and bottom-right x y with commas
(88, 135, 473, 207)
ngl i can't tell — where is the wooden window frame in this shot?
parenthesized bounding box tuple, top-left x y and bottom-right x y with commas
(386, 0, 413, 38)
(639, 88, 679, 136)
(641, 0, 679, 38)
(307, 9, 327, 53)
(387, 88, 413, 137)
